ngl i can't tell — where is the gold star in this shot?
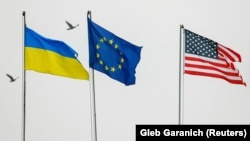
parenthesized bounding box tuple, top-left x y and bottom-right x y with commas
(109, 39, 113, 45)
(111, 67, 116, 72)
(99, 60, 103, 65)
(114, 44, 119, 49)
(120, 58, 125, 63)
(96, 44, 100, 49)
(118, 64, 122, 69)
(96, 53, 100, 58)
(105, 66, 109, 71)
(100, 37, 106, 43)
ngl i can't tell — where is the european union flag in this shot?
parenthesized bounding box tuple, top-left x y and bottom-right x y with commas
(87, 18, 142, 85)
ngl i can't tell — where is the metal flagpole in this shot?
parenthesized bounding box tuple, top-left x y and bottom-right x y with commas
(178, 24, 184, 125)
(87, 10, 98, 141)
(22, 11, 27, 141)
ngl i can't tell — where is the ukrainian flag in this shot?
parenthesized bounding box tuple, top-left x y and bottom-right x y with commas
(25, 26, 89, 80)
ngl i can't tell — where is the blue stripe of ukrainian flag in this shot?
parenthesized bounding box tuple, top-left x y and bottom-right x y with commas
(25, 26, 89, 80)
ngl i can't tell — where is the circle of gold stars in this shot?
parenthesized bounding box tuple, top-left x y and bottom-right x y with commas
(95, 37, 125, 73)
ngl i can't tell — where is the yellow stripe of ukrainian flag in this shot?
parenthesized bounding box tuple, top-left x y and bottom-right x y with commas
(25, 47, 89, 80)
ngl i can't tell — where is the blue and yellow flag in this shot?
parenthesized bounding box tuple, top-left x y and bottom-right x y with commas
(25, 26, 89, 80)
(87, 18, 142, 85)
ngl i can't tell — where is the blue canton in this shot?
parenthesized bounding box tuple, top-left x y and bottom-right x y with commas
(185, 29, 218, 59)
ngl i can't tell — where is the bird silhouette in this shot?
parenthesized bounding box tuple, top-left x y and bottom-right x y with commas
(6, 73, 19, 82)
(65, 20, 79, 30)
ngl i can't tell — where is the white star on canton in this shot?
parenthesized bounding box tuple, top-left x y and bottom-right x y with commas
(185, 30, 218, 59)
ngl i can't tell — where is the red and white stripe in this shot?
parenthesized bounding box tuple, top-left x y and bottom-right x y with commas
(185, 44, 246, 86)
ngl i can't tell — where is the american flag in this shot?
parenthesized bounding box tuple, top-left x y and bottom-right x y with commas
(184, 29, 246, 86)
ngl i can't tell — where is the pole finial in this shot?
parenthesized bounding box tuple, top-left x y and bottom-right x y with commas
(87, 10, 92, 19)
(180, 24, 184, 29)
(22, 11, 26, 26)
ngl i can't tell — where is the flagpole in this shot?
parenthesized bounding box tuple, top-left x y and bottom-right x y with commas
(87, 10, 98, 141)
(178, 24, 184, 125)
(22, 11, 27, 141)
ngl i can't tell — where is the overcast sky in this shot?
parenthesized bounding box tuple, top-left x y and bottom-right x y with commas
(1, 0, 250, 141)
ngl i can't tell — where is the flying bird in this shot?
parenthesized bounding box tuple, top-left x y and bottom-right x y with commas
(65, 20, 79, 30)
(6, 73, 19, 82)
